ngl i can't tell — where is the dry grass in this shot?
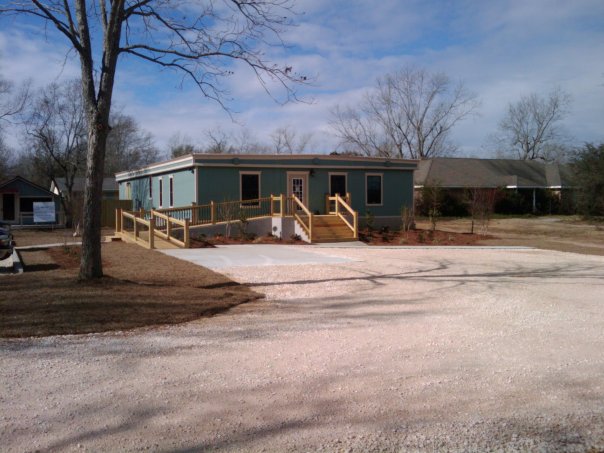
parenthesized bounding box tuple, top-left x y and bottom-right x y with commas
(415, 216, 604, 256)
(11, 227, 115, 247)
(1, 233, 260, 338)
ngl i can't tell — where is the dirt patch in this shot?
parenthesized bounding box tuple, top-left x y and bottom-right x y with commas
(360, 228, 489, 246)
(1, 242, 260, 338)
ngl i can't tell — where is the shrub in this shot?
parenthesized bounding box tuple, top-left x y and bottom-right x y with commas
(572, 143, 604, 217)
(400, 206, 413, 233)
(365, 210, 375, 232)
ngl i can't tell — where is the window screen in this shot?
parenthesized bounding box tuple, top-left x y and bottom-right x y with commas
(169, 177, 174, 207)
(366, 175, 382, 205)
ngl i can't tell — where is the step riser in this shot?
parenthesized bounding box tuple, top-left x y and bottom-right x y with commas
(295, 214, 358, 243)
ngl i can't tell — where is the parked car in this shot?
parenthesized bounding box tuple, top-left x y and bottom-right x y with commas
(0, 224, 14, 260)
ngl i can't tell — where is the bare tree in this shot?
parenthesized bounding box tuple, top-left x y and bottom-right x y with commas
(168, 132, 199, 158)
(105, 113, 160, 174)
(204, 128, 235, 154)
(271, 125, 312, 154)
(202, 127, 270, 154)
(465, 188, 500, 235)
(331, 67, 479, 159)
(23, 80, 87, 227)
(0, 74, 28, 180)
(1, 1, 306, 279)
(0, 76, 28, 123)
(0, 134, 12, 180)
(494, 88, 571, 161)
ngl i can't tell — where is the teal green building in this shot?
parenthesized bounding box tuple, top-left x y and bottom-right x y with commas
(116, 154, 417, 226)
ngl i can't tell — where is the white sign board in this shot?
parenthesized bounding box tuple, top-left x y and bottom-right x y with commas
(33, 202, 56, 223)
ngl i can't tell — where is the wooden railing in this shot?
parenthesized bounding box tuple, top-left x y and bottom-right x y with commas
(151, 210, 190, 248)
(325, 192, 351, 214)
(116, 193, 357, 248)
(117, 209, 155, 249)
(329, 193, 358, 239)
(156, 195, 285, 226)
(291, 194, 313, 242)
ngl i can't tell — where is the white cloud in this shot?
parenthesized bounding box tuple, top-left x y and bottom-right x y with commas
(1, 1, 603, 157)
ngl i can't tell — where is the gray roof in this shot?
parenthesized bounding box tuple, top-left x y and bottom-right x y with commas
(53, 177, 118, 194)
(414, 158, 573, 189)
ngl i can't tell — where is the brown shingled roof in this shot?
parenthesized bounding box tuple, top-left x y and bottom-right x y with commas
(414, 158, 572, 189)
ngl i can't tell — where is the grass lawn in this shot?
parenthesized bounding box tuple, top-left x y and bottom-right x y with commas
(1, 234, 260, 338)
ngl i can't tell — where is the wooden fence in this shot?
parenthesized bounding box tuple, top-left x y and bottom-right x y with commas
(102, 199, 132, 227)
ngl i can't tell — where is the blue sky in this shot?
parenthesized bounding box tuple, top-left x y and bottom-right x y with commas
(1, 0, 603, 156)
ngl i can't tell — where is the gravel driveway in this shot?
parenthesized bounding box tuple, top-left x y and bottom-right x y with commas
(2, 247, 604, 452)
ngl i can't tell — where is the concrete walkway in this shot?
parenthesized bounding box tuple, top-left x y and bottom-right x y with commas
(160, 244, 355, 269)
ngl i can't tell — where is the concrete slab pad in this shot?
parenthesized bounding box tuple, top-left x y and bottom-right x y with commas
(160, 244, 355, 269)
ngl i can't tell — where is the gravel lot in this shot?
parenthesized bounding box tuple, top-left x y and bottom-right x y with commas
(2, 247, 604, 452)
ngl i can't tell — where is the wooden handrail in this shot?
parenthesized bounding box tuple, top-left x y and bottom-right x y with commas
(120, 210, 155, 249)
(291, 194, 313, 241)
(120, 194, 307, 249)
(151, 209, 188, 248)
(334, 194, 358, 239)
(325, 193, 351, 214)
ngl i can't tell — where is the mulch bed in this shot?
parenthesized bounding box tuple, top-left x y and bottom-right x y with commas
(1, 241, 260, 338)
(190, 234, 306, 248)
(360, 228, 491, 246)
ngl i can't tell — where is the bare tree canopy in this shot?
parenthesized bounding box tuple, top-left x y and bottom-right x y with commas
(0, 134, 12, 180)
(494, 88, 571, 161)
(0, 76, 28, 124)
(271, 125, 312, 154)
(1, 0, 306, 279)
(105, 113, 161, 174)
(0, 74, 28, 179)
(201, 127, 270, 154)
(23, 79, 87, 226)
(168, 132, 200, 158)
(330, 67, 479, 159)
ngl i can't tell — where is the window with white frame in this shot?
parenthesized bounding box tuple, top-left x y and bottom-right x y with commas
(240, 172, 260, 206)
(125, 182, 132, 200)
(366, 174, 383, 205)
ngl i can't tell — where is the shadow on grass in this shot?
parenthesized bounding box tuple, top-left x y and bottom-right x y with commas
(0, 273, 260, 339)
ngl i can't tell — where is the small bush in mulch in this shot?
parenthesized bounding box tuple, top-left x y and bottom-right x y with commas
(189, 233, 306, 247)
(360, 228, 490, 246)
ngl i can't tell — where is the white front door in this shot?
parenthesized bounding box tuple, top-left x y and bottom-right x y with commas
(287, 172, 309, 211)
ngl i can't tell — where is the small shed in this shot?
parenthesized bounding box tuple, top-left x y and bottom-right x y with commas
(0, 176, 63, 226)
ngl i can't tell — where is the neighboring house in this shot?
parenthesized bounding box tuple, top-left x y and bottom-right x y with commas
(414, 158, 574, 214)
(0, 176, 63, 226)
(50, 177, 120, 200)
(116, 153, 418, 228)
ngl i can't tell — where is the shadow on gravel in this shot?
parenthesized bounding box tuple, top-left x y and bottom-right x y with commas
(245, 260, 604, 289)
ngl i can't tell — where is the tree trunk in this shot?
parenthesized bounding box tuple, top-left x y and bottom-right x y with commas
(79, 124, 108, 279)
